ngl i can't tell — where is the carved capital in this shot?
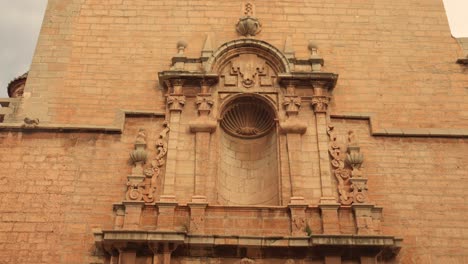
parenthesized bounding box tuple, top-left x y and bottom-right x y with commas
(195, 95, 214, 116)
(167, 95, 186, 112)
(283, 96, 302, 116)
(311, 95, 330, 113)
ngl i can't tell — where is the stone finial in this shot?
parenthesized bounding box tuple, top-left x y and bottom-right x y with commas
(201, 34, 213, 58)
(177, 40, 187, 55)
(308, 41, 323, 72)
(308, 41, 318, 56)
(236, 16, 262, 37)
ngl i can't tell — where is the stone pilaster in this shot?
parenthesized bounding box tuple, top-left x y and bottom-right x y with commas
(288, 198, 309, 236)
(188, 201, 208, 234)
(280, 81, 307, 202)
(319, 203, 340, 234)
(113, 204, 125, 230)
(155, 201, 177, 231)
(122, 201, 144, 229)
(352, 204, 376, 235)
(161, 79, 185, 202)
(311, 82, 335, 205)
(189, 80, 217, 201)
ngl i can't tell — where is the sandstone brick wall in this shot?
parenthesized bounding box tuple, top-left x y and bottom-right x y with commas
(331, 119, 468, 263)
(24, 0, 467, 129)
(0, 117, 164, 264)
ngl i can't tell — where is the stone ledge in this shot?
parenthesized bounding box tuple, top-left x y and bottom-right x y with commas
(95, 230, 402, 259)
(0, 109, 165, 133)
(96, 230, 402, 247)
(331, 112, 468, 138)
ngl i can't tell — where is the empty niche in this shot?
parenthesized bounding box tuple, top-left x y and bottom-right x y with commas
(217, 95, 279, 205)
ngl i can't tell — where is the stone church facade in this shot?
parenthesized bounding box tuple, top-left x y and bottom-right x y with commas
(0, 1, 467, 263)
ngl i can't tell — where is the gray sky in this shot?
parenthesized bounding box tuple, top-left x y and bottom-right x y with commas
(0, 0, 467, 97)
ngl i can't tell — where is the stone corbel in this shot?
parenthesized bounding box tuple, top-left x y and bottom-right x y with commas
(279, 81, 307, 134)
(189, 79, 217, 133)
(149, 242, 180, 264)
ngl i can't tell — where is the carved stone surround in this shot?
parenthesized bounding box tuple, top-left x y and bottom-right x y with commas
(96, 9, 401, 261)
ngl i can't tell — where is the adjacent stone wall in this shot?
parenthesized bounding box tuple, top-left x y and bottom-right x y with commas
(0, 117, 164, 264)
(330, 119, 468, 263)
(23, 0, 467, 130)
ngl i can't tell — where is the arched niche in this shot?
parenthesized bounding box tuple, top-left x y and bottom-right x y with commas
(217, 94, 280, 206)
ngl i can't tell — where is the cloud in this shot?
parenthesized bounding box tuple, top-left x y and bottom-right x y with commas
(0, 0, 47, 97)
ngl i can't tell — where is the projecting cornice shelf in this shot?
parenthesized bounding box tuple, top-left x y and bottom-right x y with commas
(94, 230, 402, 260)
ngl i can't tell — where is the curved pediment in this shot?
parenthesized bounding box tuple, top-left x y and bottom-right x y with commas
(206, 39, 291, 74)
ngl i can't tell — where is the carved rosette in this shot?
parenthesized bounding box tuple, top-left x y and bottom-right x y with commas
(125, 123, 170, 203)
(328, 126, 370, 205)
(311, 95, 330, 113)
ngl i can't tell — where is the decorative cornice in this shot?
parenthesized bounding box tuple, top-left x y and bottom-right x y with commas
(94, 230, 402, 260)
(158, 72, 218, 89)
(278, 72, 338, 89)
